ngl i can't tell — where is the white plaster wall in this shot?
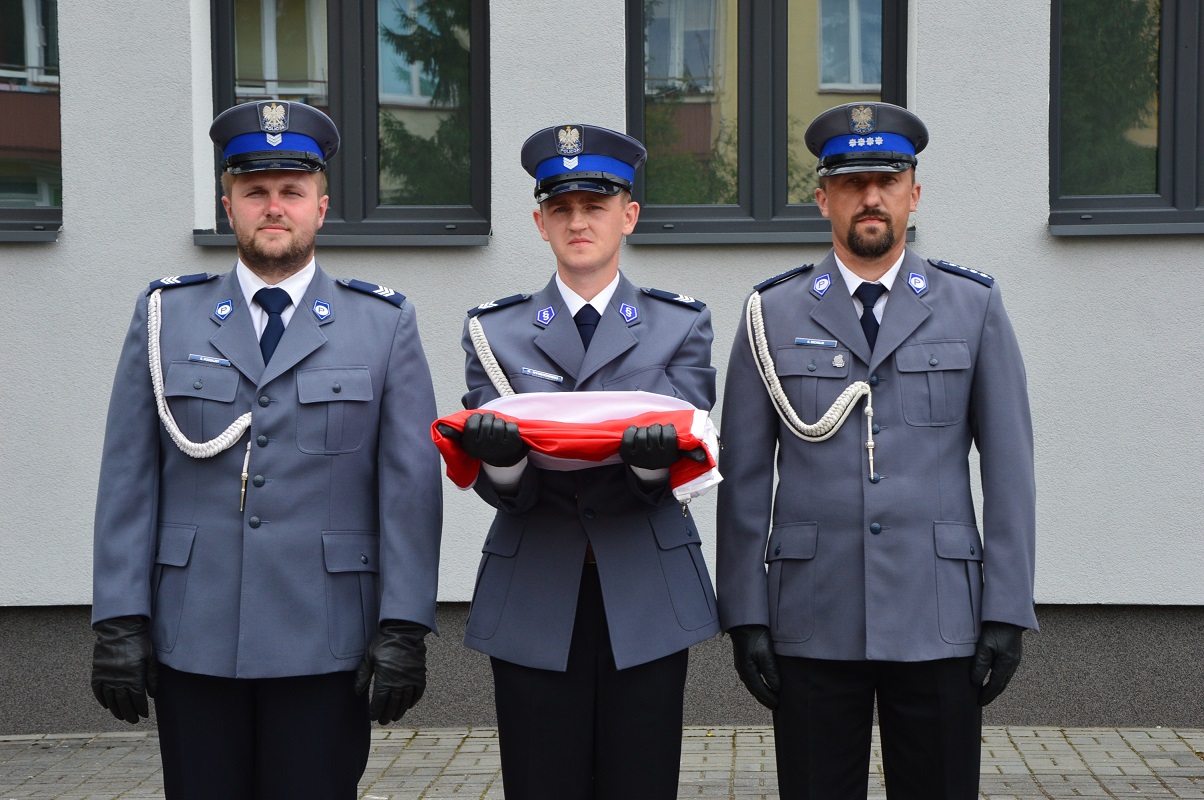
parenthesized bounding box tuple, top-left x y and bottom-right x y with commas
(1, 0, 1200, 607)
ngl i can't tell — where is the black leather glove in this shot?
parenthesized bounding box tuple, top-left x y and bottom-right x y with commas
(619, 424, 707, 470)
(91, 616, 158, 724)
(970, 621, 1024, 706)
(354, 620, 429, 724)
(438, 412, 529, 467)
(729, 624, 781, 710)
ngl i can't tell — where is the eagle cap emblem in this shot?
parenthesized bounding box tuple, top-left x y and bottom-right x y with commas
(258, 102, 289, 134)
(848, 105, 876, 135)
(556, 125, 583, 156)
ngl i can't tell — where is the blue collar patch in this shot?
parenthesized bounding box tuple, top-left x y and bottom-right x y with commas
(312, 299, 332, 320)
(907, 272, 928, 296)
(619, 303, 639, 324)
(535, 306, 556, 327)
(214, 299, 234, 320)
(812, 273, 833, 297)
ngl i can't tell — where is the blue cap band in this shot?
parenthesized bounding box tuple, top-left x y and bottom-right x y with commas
(820, 131, 916, 160)
(223, 131, 323, 160)
(535, 154, 635, 184)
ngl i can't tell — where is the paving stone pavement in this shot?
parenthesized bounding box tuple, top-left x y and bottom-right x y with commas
(0, 726, 1201, 799)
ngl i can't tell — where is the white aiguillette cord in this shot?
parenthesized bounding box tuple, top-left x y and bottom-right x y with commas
(148, 288, 254, 507)
(745, 291, 879, 479)
(468, 316, 515, 397)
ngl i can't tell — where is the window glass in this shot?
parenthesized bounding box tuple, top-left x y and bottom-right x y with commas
(0, 0, 61, 209)
(1057, 0, 1159, 196)
(233, 0, 328, 104)
(377, 0, 472, 206)
(788, 0, 883, 204)
(641, 0, 738, 205)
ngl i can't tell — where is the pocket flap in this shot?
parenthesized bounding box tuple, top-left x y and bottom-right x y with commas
(766, 521, 818, 562)
(934, 522, 983, 561)
(297, 367, 374, 404)
(163, 362, 240, 402)
(650, 505, 701, 550)
(322, 531, 380, 573)
(482, 518, 523, 557)
(774, 346, 850, 378)
(895, 341, 971, 373)
(155, 524, 197, 567)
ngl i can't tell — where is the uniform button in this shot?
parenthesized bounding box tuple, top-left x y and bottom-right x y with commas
(807, 363, 817, 372)
(252, 475, 265, 487)
(249, 516, 261, 529)
(929, 357, 939, 366)
(584, 508, 596, 519)
(193, 380, 203, 390)
(869, 522, 882, 535)
(258, 396, 270, 407)
(774, 545, 782, 555)
(332, 383, 342, 393)
(257, 435, 269, 447)
(871, 423, 880, 434)
(360, 554, 369, 564)
(869, 374, 880, 387)
(970, 546, 976, 555)
(870, 473, 881, 483)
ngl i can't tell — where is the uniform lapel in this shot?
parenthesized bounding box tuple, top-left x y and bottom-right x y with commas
(869, 250, 932, 370)
(578, 274, 638, 386)
(531, 279, 582, 381)
(208, 269, 265, 384)
(259, 265, 332, 387)
(808, 252, 873, 366)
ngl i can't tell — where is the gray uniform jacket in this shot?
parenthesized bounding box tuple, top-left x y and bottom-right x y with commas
(717, 250, 1038, 662)
(92, 266, 443, 679)
(460, 273, 720, 671)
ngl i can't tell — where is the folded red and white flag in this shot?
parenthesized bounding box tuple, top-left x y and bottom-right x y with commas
(431, 391, 722, 503)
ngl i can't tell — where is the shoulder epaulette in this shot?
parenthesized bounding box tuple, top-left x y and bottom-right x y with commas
(468, 293, 529, 317)
(338, 278, 406, 307)
(754, 264, 814, 293)
(146, 273, 215, 293)
(640, 287, 706, 311)
(928, 258, 994, 287)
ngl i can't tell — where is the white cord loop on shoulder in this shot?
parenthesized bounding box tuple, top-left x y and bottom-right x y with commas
(469, 316, 515, 398)
(148, 288, 252, 458)
(745, 291, 879, 477)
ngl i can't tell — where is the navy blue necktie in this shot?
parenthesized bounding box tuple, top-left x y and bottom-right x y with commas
(254, 287, 292, 364)
(575, 304, 601, 350)
(854, 282, 888, 351)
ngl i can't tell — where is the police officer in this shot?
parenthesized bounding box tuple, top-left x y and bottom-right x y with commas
(89, 100, 443, 800)
(444, 124, 719, 799)
(716, 102, 1038, 799)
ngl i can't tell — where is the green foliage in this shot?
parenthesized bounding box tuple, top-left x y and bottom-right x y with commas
(644, 96, 737, 205)
(377, 0, 471, 205)
(1059, 0, 1160, 195)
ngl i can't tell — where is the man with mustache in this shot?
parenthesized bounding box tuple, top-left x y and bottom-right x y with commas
(717, 102, 1038, 799)
(89, 100, 443, 799)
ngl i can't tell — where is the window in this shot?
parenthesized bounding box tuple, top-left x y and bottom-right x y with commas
(0, 0, 60, 242)
(1050, 0, 1204, 235)
(626, 0, 907, 243)
(205, 0, 489, 246)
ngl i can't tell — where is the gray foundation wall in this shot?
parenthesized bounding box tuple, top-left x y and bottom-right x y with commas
(3, 604, 1200, 736)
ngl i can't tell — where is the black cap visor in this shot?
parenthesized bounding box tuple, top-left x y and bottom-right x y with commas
(223, 150, 326, 174)
(535, 172, 632, 203)
(817, 151, 917, 177)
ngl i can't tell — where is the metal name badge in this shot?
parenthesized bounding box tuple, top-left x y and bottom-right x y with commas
(521, 367, 564, 384)
(796, 338, 837, 348)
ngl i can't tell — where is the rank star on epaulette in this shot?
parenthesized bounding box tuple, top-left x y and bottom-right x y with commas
(753, 264, 814, 293)
(147, 273, 215, 293)
(467, 293, 528, 317)
(640, 287, 706, 310)
(339, 278, 407, 307)
(928, 258, 995, 287)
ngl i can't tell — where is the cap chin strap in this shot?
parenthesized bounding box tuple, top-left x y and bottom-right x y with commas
(745, 290, 879, 478)
(468, 316, 515, 397)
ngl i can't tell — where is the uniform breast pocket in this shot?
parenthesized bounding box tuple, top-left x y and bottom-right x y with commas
(296, 367, 373, 454)
(774, 346, 851, 423)
(895, 341, 972, 427)
(163, 361, 241, 442)
(602, 364, 676, 396)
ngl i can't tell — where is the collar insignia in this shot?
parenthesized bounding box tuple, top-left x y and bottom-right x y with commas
(536, 306, 556, 326)
(908, 272, 928, 296)
(312, 299, 332, 320)
(214, 299, 233, 320)
(812, 273, 832, 297)
(619, 303, 638, 324)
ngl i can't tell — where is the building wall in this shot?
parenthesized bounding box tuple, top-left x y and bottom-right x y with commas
(1, 0, 1200, 627)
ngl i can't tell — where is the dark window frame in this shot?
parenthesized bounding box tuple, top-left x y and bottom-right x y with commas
(624, 0, 908, 245)
(0, 0, 61, 243)
(1049, 0, 1204, 236)
(200, 0, 490, 247)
